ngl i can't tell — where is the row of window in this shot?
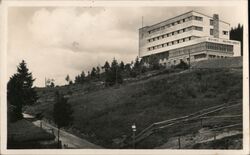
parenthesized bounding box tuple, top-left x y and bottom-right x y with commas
(206, 42, 233, 52)
(142, 43, 231, 65)
(169, 42, 233, 58)
(163, 55, 229, 66)
(148, 15, 203, 34)
(169, 42, 206, 57)
(194, 54, 228, 59)
(147, 36, 199, 51)
(148, 26, 203, 43)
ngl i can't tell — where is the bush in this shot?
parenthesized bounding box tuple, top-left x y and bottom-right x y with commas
(175, 60, 189, 69)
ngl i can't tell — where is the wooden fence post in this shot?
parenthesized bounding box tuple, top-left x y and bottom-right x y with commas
(178, 136, 181, 149)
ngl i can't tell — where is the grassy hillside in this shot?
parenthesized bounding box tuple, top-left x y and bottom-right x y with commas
(26, 67, 242, 148)
(192, 57, 243, 69)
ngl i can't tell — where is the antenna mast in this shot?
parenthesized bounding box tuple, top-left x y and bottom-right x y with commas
(142, 16, 144, 28)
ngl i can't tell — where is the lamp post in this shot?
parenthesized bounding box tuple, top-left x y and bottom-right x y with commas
(132, 123, 136, 149)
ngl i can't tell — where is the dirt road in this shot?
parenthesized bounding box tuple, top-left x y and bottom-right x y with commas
(32, 120, 102, 149)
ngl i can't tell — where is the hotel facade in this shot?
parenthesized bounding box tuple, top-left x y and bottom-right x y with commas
(139, 11, 241, 66)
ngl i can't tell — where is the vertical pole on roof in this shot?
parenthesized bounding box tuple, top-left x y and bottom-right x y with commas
(142, 16, 144, 28)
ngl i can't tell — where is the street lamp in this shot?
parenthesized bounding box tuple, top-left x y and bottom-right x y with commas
(131, 123, 136, 149)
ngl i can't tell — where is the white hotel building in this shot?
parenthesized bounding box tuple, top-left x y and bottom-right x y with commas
(139, 11, 241, 66)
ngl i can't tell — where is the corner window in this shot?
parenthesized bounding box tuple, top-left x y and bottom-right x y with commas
(210, 29, 214, 35)
(195, 26, 203, 31)
(195, 16, 203, 21)
(223, 31, 228, 35)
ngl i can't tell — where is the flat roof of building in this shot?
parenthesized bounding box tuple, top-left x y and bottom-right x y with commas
(139, 10, 230, 30)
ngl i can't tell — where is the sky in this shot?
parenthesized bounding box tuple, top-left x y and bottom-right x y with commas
(7, 6, 245, 87)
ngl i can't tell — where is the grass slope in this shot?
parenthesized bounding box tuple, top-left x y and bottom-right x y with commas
(26, 68, 242, 148)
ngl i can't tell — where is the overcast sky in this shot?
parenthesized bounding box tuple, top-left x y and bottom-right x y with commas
(7, 6, 245, 87)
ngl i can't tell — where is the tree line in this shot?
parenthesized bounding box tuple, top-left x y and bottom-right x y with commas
(230, 24, 243, 56)
(73, 56, 167, 86)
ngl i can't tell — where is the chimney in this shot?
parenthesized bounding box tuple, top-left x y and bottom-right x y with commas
(213, 14, 219, 38)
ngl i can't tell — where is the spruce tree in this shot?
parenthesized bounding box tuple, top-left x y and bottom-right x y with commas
(53, 91, 73, 147)
(7, 60, 37, 121)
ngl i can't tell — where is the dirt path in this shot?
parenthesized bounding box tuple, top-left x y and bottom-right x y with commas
(32, 120, 103, 149)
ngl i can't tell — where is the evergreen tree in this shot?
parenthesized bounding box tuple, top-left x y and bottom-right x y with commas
(134, 57, 140, 71)
(75, 71, 86, 84)
(120, 61, 125, 71)
(7, 60, 37, 121)
(53, 91, 73, 147)
(102, 61, 111, 72)
(130, 57, 142, 77)
(91, 67, 97, 79)
(65, 74, 70, 84)
(96, 66, 101, 79)
(105, 58, 123, 86)
(230, 24, 243, 56)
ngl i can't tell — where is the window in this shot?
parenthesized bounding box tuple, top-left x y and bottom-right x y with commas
(172, 32, 174, 35)
(223, 31, 228, 35)
(177, 21, 180, 24)
(210, 29, 214, 35)
(195, 26, 203, 31)
(194, 16, 203, 21)
(210, 19, 214, 26)
(189, 37, 192, 40)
